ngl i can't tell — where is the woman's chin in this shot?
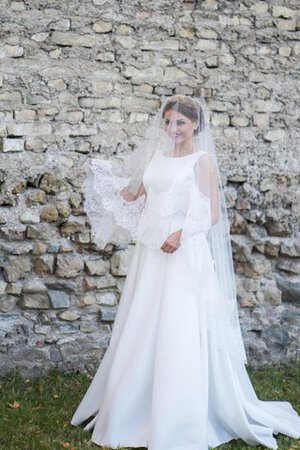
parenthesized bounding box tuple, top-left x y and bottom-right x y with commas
(170, 136, 184, 144)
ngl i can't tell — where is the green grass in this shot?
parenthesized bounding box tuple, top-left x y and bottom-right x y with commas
(0, 362, 300, 450)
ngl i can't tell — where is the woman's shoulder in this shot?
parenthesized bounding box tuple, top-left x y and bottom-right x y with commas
(193, 151, 217, 173)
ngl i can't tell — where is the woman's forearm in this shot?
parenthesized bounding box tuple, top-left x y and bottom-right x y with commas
(135, 182, 147, 199)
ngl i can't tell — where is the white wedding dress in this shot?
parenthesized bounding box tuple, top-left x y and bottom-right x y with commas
(71, 150, 300, 450)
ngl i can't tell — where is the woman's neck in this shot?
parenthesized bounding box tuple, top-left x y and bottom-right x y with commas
(174, 140, 194, 155)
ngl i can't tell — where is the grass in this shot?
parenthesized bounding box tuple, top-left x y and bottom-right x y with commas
(0, 362, 300, 450)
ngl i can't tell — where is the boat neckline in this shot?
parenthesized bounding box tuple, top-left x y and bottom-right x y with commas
(161, 150, 205, 159)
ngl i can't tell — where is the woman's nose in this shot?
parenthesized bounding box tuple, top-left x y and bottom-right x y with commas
(167, 122, 177, 133)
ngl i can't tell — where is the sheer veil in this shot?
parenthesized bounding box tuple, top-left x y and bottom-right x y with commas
(82, 95, 248, 365)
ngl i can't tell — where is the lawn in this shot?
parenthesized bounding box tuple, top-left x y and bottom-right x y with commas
(0, 362, 300, 450)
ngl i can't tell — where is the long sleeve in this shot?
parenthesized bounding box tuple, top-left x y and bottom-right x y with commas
(180, 152, 220, 245)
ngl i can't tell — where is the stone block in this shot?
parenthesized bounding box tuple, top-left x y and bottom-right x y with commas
(96, 51, 115, 62)
(69, 193, 82, 208)
(7, 123, 51, 136)
(1, 137, 24, 152)
(11, 1, 26, 11)
(96, 291, 118, 306)
(133, 84, 153, 94)
(278, 46, 291, 57)
(3, 44, 24, 57)
(51, 31, 96, 47)
(68, 124, 97, 136)
(111, 246, 135, 276)
(100, 306, 116, 322)
(26, 190, 47, 205)
(20, 210, 40, 224)
(140, 40, 179, 50)
(0, 280, 7, 296)
(55, 201, 71, 218)
(280, 241, 300, 257)
(121, 97, 160, 112)
(20, 293, 51, 309)
(275, 275, 300, 304)
(14, 109, 36, 121)
(37, 107, 59, 117)
(123, 66, 163, 80)
(272, 6, 296, 18)
(40, 205, 59, 222)
(49, 290, 70, 309)
(85, 258, 109, 276)
(200, 0, 218, 10)
(63, 110, 84, 124)
(78, 97, 121, 109)
(263, 129, 287, 142)
(60, 220, 83, 235)
(25, 138, 47, 153)
(48, 19, 71, 31)
(211, 113, 230, 126)
(34, 256, 54, 276)
(251, 2, 269, 15)
(196, 39, 218, 51)
(92, 80, 113, 93)
(276, 19, 296, 31)
(219, 54, 235, 65)
(253, 100, 282, 113)
(116, 24, 133, 34)
(276, 259, 300, 275)
(78, 294, 96, 307)
(92, 20, 112, 33)
(179, 28, 195, 39)
(31, 32, 49, 42)
(129, 113, 149, 123)
(56, 254, 84, 278)
(23, 280, 47, 293)
(115, 36, 136, 49)
(4, 256, 31, 282)
(164, 67, 187, 80)
(253, 113, 269, 128)
(230, 115, 249, 127)
(39, 173, 63, 194)
(198, 28, 218, 39)
(0, 295, 18, 313)
(47, 79, 66, 90)
(264, 240, 280, 257)
(263, 280, 282, 305)
(0, 91, 22, 103)
(6, 283, 22, 295)
(59, 310, 80, 321)
(293, 44, 300, 56)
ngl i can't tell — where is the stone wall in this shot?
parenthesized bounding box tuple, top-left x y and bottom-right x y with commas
(0, 0, 299, 377)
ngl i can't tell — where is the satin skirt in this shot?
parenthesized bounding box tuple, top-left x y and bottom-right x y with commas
(71, 235, 300, 450)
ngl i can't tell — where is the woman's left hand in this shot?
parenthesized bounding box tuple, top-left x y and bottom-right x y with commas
(120, 187, 137, 201)
(160, 229, 182, 253)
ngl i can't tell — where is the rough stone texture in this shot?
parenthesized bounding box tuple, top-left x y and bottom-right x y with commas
(0, 0, 299, 377)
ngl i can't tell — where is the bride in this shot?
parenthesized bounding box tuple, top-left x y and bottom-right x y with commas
(71, 95, 300, 449)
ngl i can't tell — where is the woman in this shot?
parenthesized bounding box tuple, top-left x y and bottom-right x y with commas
(71, 95, 300, 449)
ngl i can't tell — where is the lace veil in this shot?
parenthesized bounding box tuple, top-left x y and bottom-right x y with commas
(82, 95, 248, 365)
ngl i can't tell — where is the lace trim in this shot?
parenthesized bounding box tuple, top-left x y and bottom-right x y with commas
(83, 159, 146, 248)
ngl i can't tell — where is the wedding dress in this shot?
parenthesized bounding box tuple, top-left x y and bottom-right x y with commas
(71, 148, 300, 450)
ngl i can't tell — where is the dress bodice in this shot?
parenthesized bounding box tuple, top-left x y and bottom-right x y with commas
(135, 150, 207, 248)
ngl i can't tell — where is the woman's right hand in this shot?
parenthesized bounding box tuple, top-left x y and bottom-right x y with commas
(120, 187, 137, 202)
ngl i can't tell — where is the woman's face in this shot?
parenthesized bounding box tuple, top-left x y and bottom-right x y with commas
(163, 109, 196, 145)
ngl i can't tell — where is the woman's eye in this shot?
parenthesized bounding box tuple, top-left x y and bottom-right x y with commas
(177, 121, 185, 126)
